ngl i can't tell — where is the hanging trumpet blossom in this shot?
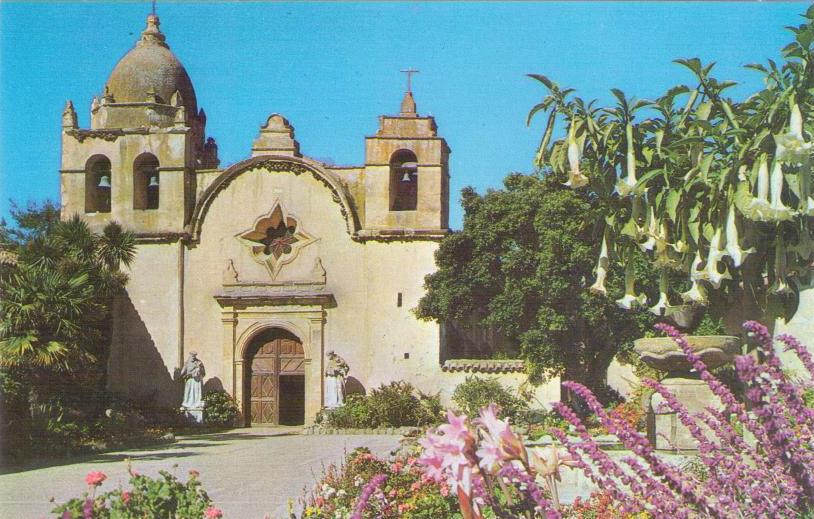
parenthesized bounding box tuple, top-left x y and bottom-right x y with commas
(649, 271, 671, 316)
(616, 123, 638, 196)
(703, 227, 731, 289)
(746, 156, 771, 221)
(681, 277, 708, 305)
(638, 207, 657, 252)
(770, 235, 794, 297)
(589, 232, 609, 296)
(616, 258, 647, 309)
(767, 160, 796, 221)
(774, 103, 812, 164)
(723, 204, 753, 267)
(564, 122, 589, 188)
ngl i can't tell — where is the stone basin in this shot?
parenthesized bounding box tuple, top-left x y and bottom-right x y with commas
(633, 335, 741, 373)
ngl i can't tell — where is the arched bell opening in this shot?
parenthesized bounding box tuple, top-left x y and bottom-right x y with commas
(85, 155, 112, 213)
(389, 149, 418, 211)
(133, 153, 160, 210)
(242, 327, 305, 426)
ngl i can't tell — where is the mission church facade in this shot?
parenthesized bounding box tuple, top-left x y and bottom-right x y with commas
(60, 13, 555, 426)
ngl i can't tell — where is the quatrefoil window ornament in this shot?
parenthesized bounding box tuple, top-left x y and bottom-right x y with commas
(237, 202, 316, 279)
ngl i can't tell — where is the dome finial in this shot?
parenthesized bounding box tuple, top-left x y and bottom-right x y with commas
(139, 8, 167, 48)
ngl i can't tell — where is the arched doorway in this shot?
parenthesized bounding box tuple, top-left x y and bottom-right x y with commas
(243, 328, 305, 426)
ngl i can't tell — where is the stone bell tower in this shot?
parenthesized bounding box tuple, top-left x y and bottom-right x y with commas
(362, 74, 450, 231)
(59, 13, 219, 236)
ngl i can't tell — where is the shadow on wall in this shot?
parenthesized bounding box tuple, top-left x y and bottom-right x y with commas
(203, 377, 224, 393)
(344, 376, 366, 396)
(108, 293, 179, 407)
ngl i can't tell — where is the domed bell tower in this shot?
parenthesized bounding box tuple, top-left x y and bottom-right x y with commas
(59, 14, 219, 236)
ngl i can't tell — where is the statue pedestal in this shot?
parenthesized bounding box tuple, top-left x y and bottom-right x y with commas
(650, 377, 718, 451)
(182, 406, 204, 425)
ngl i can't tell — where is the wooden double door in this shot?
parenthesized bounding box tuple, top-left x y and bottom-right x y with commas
(245, 329, 305, 426)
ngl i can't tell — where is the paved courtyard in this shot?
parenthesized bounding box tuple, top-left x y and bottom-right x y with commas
(0, 428, 402, 519)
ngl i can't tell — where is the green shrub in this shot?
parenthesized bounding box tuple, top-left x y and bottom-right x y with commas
(202, 390, 239, 427)
(367, 381, 421, 427)
(452, 376, 529, 423)
(319, 382, 444, 429)
(320, 394, 376, 428)
(52, 466, 217, 518)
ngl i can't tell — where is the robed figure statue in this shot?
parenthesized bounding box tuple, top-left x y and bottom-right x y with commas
(180, 352, 205, 411)
(324, 351, 349, 409)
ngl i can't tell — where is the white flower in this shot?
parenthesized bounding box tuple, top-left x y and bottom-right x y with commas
(774, 104, 812, 164)
(589, 233, 610, 296)
(638, 207, 657, 252)
(616, 260, 646, 309)
(649, 272, 671, 316)
(723, 204, 753, 267)
(767, 160, 796, 221)
(746, 156, 771, 221)
(680, 278, 708, 305)
(616, 123, 638, 196)
(564, 123, 589, 188)
(703, 227, 731, 289)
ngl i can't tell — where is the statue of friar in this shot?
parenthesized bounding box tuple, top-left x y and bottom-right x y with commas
(180, 351, 205, 412)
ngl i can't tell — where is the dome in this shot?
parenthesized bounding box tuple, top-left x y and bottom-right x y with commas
(104, 14, 197, 113)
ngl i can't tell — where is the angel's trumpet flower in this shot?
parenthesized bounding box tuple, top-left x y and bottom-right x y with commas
(723, 204, 753, 267)
(767, 160, 796, 221)
(747, 156, 771, 221)
(564, 123, 589, 188)
(704, 227, 732, 289)
(616, 259, 646, 309)
(589, 233, 609, 296)
(638, 207, 657, 252)
(649, 271, 671, 316)
(616, 123, 638, 197)
(681, 278, 708, 305)
(770, 235, 794, 297)
(775, 103, 812, 164)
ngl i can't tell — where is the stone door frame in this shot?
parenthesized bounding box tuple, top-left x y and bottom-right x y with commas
(219, 304, 327, 426)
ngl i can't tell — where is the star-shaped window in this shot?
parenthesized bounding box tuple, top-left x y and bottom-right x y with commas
(237, 203, 316, 279)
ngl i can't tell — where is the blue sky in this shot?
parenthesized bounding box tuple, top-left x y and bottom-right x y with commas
(0, 2, 805, 229)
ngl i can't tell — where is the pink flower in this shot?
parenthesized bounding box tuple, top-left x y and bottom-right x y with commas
(475, 403, 527, 464)
(410, 481, 421, 492)
(529, 446, 577, 481)
(189, 469, 200, 479)
(121, 491, 131, 504)
(390, 462, 403, 472)
(439, 482, 450, 497)
(204, 507, 223, 518)
(85, 471, 107, 487)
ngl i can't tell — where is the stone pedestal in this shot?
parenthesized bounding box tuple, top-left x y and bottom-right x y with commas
(634, 335, 740, 451)
(650, 377, 718, 450)
(182, 406, 204, 425)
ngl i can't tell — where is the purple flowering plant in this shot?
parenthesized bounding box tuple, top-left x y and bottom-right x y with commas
(412, 321, 814, 518)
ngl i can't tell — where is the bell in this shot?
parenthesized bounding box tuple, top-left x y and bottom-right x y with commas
(97, 175, 111, 188)
(401, 171, 412, 182)
(400, 162, 417, 182)
(148, 175, 159, 188)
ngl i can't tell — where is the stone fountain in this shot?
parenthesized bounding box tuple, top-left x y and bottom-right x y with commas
(634, 335, 741, 450)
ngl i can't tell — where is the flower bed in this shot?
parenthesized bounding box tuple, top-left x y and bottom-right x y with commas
(52, 465, 221, 518)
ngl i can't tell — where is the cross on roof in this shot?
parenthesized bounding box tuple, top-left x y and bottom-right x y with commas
(400, 68, 419, 93)
(151, 0, 156, 16)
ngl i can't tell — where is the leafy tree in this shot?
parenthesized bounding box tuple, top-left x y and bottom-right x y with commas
(0, 201, 135, 403)
(417, 174, 655, 399)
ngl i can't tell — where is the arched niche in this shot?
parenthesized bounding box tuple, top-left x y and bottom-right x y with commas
(389, 149, 418, 211)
